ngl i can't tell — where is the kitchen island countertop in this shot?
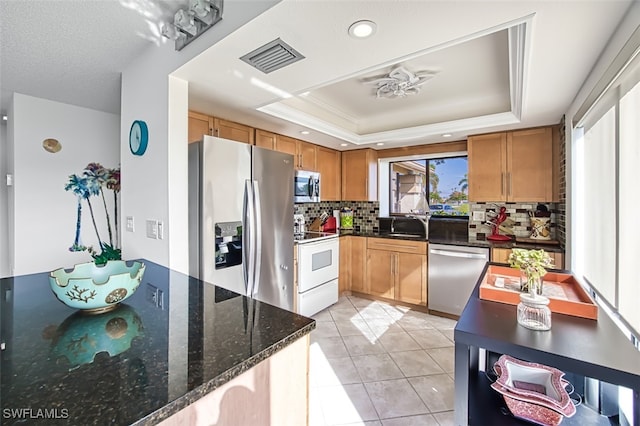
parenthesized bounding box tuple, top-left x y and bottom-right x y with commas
(0, 259, 315, 425)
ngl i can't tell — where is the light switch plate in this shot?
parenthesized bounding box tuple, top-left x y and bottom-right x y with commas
(146, 219, 158, 239)
(157, 221, 164, 240)
(126, 216, 135, 232)
(6, 174, 13, 186)
(472, 211, 485, 222)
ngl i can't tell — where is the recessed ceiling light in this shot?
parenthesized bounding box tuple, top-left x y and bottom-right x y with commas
(348, 20, 377, 39)
(442, 133, 452, 138)
(340, 143, 349, 147)
(376, 142, 385, 146)
(300, 130, 310, 135)
(1, 115, 7, 121)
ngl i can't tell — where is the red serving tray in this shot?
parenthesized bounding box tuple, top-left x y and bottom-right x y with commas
(479, 265, 597, 320)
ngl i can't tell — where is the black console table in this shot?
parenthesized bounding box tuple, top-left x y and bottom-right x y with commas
(454, 263, 640, 425)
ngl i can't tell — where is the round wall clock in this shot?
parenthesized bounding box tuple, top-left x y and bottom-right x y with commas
(129, 120, 148, 156)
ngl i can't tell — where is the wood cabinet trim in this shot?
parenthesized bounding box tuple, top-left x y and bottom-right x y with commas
(367, 237, 427, 254)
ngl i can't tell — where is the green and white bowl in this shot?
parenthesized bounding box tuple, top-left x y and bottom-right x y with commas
(49, 260, 145, 313)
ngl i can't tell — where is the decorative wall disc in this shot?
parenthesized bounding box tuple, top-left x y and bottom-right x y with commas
(43, 138, 62, 153)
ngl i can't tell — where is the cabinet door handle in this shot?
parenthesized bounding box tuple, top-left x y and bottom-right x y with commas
(501, 172, 505, 196)
(507, 172, 512, 196)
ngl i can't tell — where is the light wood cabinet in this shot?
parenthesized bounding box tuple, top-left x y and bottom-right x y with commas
(339, 236, 351, 294)
(341, 149, 378, 201)
(491, 247, 564, 270)
(214, 118, 254, 144)
(350, 237, 368, 294)
(367, 249, 395, 299)
(255, 129, 277, 150)
(188, 111, 213, 143)
(316, 146, 341, 201)
(188, 111, 254, 145)
(275, 135, 317, 170)
(396, 252, 428, 305)
(468, 127, 553, 202)
(365, 238, 427, 306)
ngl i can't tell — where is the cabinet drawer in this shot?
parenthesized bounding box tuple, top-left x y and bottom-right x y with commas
(367, 237, 426, 255)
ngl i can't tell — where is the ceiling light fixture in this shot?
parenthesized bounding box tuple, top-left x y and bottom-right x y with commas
(340, 143, 349, 147)
(442, 133, 452, 138)
(376, 142, 385, 146)
(366, 66, 438, 99)
(348, 20, 377, 39)
(1, 115, 7, 121)
(161, 0, 223, 51)
(300, 131, 310, 135)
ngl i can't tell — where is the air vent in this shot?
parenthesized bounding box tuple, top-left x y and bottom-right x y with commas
(240, 38, 305, 74)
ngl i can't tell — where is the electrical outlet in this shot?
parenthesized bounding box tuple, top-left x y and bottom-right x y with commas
(126, 216, 135, 232)
(6, 174, 13, 186)
(146, 219, 158, 239)
(146, 283, 164, 309)
(472, 211, 485, 222)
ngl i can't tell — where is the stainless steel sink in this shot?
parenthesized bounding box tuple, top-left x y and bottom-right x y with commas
(384, 233, 424, 238)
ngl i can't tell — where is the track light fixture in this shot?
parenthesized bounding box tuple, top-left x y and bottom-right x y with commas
(162, 0, 224, 51)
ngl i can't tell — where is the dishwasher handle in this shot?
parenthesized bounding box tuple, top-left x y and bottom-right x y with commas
(430, 248, 488, 260)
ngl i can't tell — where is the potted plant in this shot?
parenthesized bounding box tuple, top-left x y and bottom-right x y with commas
(509, 249, 555, 331)
(508, 248, 554, 295)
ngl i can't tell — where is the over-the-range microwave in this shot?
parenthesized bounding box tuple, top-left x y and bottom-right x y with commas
(294, 170, 320, 203)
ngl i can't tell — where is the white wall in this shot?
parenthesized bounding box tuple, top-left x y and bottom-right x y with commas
(565, 2, 640, 267)
(9, 94, 119, 275)
(120, 0, 279, 273)
(0, 117, 8, 277)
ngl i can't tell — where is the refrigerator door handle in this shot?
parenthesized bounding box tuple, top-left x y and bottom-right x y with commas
(252, 180, 262, 297)
(243, 180, 256, 297)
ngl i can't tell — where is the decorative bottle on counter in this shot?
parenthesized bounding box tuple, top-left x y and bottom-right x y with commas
(517, 293, 552, 331)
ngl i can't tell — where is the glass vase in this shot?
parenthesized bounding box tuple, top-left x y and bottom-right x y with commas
(520, 273, 543, 295)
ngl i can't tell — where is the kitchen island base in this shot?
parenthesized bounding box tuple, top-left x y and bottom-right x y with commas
(158, 335, 309, 426)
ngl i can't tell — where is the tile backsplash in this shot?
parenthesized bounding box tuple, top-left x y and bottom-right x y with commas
(468, 202, 558, 241)
(295, 201, 380, 233)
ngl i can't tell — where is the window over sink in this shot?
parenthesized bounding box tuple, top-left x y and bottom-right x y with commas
(388, 156, 468, 216)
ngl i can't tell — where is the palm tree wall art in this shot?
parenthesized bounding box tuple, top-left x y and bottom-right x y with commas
(65, 163, 121, 265)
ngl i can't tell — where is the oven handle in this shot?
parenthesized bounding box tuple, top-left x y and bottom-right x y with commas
(429, 249, 487, 260)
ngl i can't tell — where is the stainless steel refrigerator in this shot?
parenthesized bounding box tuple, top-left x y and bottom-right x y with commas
(188, 136, 294, 311)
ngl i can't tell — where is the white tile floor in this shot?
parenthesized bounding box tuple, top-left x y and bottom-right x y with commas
(309, 295, 457, 426)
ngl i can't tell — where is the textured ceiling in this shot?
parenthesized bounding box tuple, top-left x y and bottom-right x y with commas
(0, 0, 189, 114)
(0, 0, 634, 151)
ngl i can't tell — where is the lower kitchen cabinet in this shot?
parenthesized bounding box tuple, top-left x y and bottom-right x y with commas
(350, 236, 368, 293)
(366, 238, 427, 306)
(367, 249, 395, 299)
(491, 247, 564, 269)
(339, 236, 368, 295)
(396, 252, 427, 305)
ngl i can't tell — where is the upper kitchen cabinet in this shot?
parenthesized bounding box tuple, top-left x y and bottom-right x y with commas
(275, 135, 317, 171)
(468, 127, 553, 202)
(187, 111, 254, 145)
(316, 147, 341, 201)
(255, 129, 277, 150)
(214, 118, 254, 144)
(188, 111, 213, 143)
(341, 149, 378, 201)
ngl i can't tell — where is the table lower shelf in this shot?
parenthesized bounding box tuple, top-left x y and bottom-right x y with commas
(468, 372, 618, 425)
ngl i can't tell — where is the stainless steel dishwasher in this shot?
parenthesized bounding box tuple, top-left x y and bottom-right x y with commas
(428, 243, 489, 316)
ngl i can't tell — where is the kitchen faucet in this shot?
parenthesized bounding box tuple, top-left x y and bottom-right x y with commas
(408, 212, 429, 238)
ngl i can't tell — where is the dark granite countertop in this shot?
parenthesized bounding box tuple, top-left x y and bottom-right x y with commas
(338, 231, 564, 252)
(0, 259, 315, 425)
